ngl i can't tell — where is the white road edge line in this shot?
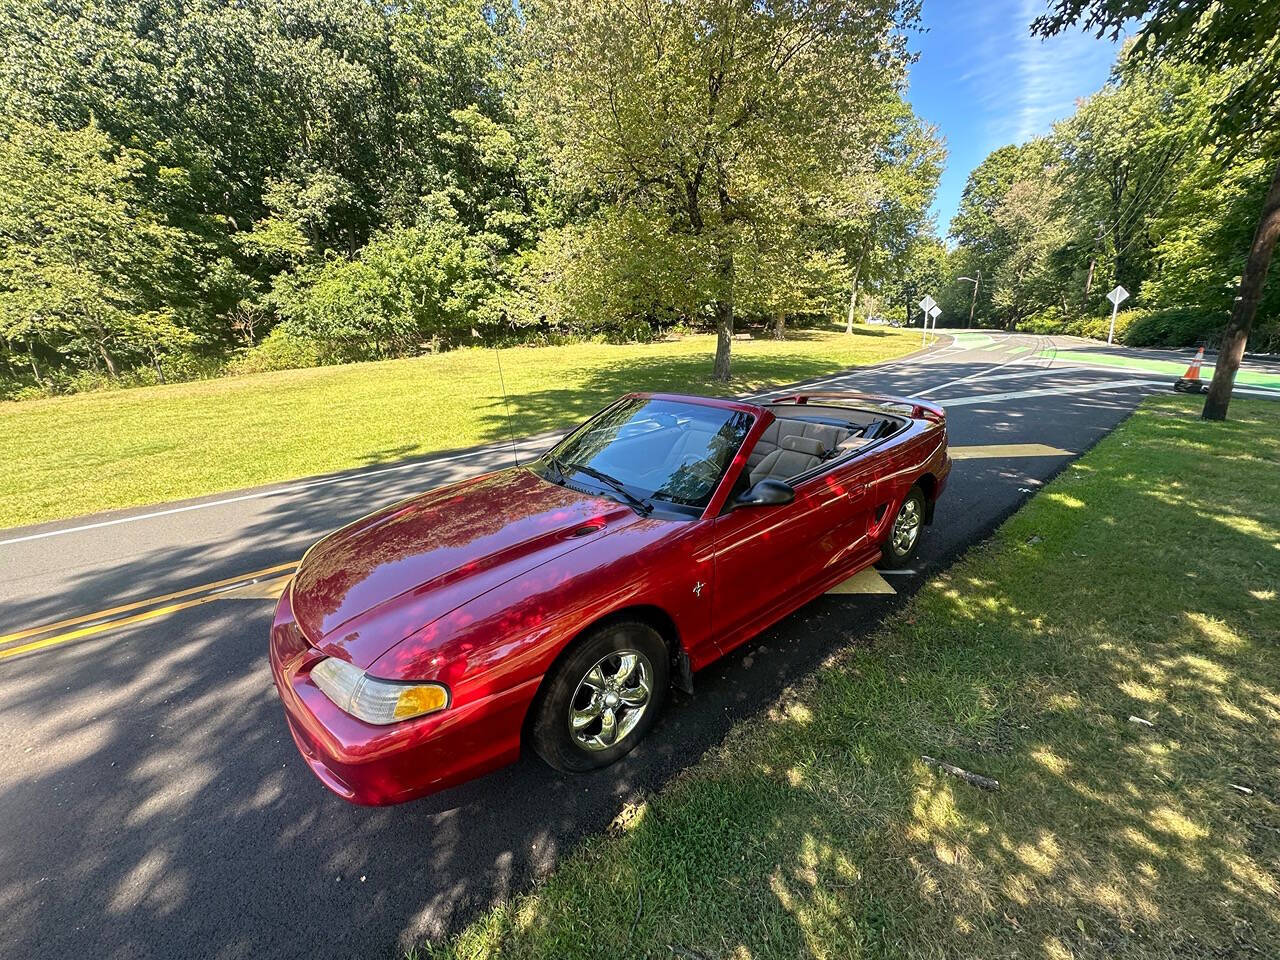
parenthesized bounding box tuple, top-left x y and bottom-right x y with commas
(0, 435, 560, 547)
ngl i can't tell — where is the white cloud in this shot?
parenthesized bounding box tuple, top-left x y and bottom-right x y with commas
(995, 0, 1122, 143)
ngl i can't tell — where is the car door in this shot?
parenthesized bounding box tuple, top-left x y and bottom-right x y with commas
(708, 452, 880, 655)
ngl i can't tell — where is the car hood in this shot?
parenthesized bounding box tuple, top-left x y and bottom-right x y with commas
(289, 467, 635, 670)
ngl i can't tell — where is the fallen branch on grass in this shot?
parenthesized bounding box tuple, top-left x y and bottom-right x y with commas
(921, 755, 1000, 791)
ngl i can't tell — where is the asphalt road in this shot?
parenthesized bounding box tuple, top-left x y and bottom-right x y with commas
(2, 332, 1276, 959)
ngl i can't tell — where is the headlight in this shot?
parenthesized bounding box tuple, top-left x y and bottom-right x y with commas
(310, 657, 449, 725)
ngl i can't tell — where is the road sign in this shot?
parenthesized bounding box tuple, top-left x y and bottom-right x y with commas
(918, 295, 937, 313)
(1106, 285, 1129, 344)
(928, 305, 941, 320)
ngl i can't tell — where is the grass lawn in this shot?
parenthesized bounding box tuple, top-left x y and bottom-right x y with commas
(0, 326, 920, 529)
(427, 395, 1280, 960)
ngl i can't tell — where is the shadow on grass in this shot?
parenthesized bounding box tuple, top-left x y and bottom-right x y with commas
(431, 397, 1280, 959)
(470, 351, 892, 446)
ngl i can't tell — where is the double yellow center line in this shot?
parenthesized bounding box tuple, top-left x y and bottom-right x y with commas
(0, 561, 297, 661)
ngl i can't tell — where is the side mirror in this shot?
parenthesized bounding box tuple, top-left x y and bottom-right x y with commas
(732, 478, 795, 509)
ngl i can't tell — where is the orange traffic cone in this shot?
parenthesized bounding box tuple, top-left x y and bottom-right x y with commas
(1174, 346, 1208, 393)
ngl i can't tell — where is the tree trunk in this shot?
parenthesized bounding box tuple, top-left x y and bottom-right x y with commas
(152, 349, 167, 384)
(845, 248, 866, 334)
(27, 341, 43, 386)
(1203, 155, 1280, 421)
(98, 342, 118, 378)
(773, 311, 785, 340)
(712, 247, 734, 381)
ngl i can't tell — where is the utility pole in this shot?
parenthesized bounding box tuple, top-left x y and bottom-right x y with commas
(1084, 222, 1104, 302)
(959, 273, 980, 326)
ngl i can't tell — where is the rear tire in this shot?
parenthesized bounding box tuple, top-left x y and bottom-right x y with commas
(530, 621, 669, 773)
(878, 485, 926, 569)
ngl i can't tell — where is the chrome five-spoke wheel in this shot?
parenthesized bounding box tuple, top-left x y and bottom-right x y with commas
(568, 650, 654, 751)
(891, 496, 922, 556)
(879, 485, 926, 569)
(531, 620, 670, 772)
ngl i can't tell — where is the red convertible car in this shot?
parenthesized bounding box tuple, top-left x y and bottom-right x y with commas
(270, 392, 950, 804)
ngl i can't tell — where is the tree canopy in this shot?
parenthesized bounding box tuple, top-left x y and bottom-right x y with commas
(0, 0, 942, 396)
(942, 51, 1279, 360)
(1031, 0, 1280, 420)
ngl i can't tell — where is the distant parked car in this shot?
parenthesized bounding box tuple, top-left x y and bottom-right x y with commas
(270, 392, 951, 804)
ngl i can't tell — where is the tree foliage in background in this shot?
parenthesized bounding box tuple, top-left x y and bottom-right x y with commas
(1031, 0, 1280, 419)
(0, 0, 536, 393)
(0, 0, 946, 396)
(946, 51, 1279, 360)
(0, 119, 192, 380)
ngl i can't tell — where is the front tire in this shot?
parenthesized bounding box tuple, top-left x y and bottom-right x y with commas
(879, 485, 926, 569)
(530, 621, 669, 773)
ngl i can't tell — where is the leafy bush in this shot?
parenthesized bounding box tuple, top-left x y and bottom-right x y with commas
(1072, 311, 1134, 342)
(1014, 306, 1078, 335)
(604, 318, 657, 344)
(504, 210, 716, 337)
(1121, 306, 1225, 348)
(1016, 305, 1142, 342)
(1, 351, 226, 399)
(270, 219, 503, 359)
(226, 327, 329, 375)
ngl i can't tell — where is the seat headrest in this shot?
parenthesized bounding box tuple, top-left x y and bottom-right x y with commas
(780, 435, 825, 456)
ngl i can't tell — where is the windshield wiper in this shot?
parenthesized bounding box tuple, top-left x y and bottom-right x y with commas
(563, 461, 653, 516)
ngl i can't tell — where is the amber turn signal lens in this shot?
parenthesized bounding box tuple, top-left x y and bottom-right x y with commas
(392, 684, 449, 719)
(311, 657, 449, 724)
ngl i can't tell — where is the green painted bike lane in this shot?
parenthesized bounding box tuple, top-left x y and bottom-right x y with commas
(1038, 349, 1280, 389)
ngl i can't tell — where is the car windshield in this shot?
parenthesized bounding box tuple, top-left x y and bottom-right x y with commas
(545, 398, 755, 514)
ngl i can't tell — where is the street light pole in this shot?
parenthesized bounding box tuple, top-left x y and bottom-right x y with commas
(959, 272, 980, 327)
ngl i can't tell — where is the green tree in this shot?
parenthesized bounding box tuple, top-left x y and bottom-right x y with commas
(0, 119, 188, 377)
(1033, 0, 1280, 419)
(837, 110, 945, 333)
(989, 178, 1070, 325)
(0, 0, 536, 378)
(948, 140, 1056, 325)
(1052, 56, 1208, 312)
(518, 0, 918, 380)
(878, 236, 947, 329)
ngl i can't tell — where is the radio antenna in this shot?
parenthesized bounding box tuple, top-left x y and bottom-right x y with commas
(476, 327, 520, 468)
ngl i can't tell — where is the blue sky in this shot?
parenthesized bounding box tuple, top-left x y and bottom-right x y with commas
(906, 0, 1126, 235)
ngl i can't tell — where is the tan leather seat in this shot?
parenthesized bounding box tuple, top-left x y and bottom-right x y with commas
(748, 435, 826, 486)
(746, 419, 850, 470)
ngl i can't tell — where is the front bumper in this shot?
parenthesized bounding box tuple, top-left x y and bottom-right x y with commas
(268, 585, 539, 805)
